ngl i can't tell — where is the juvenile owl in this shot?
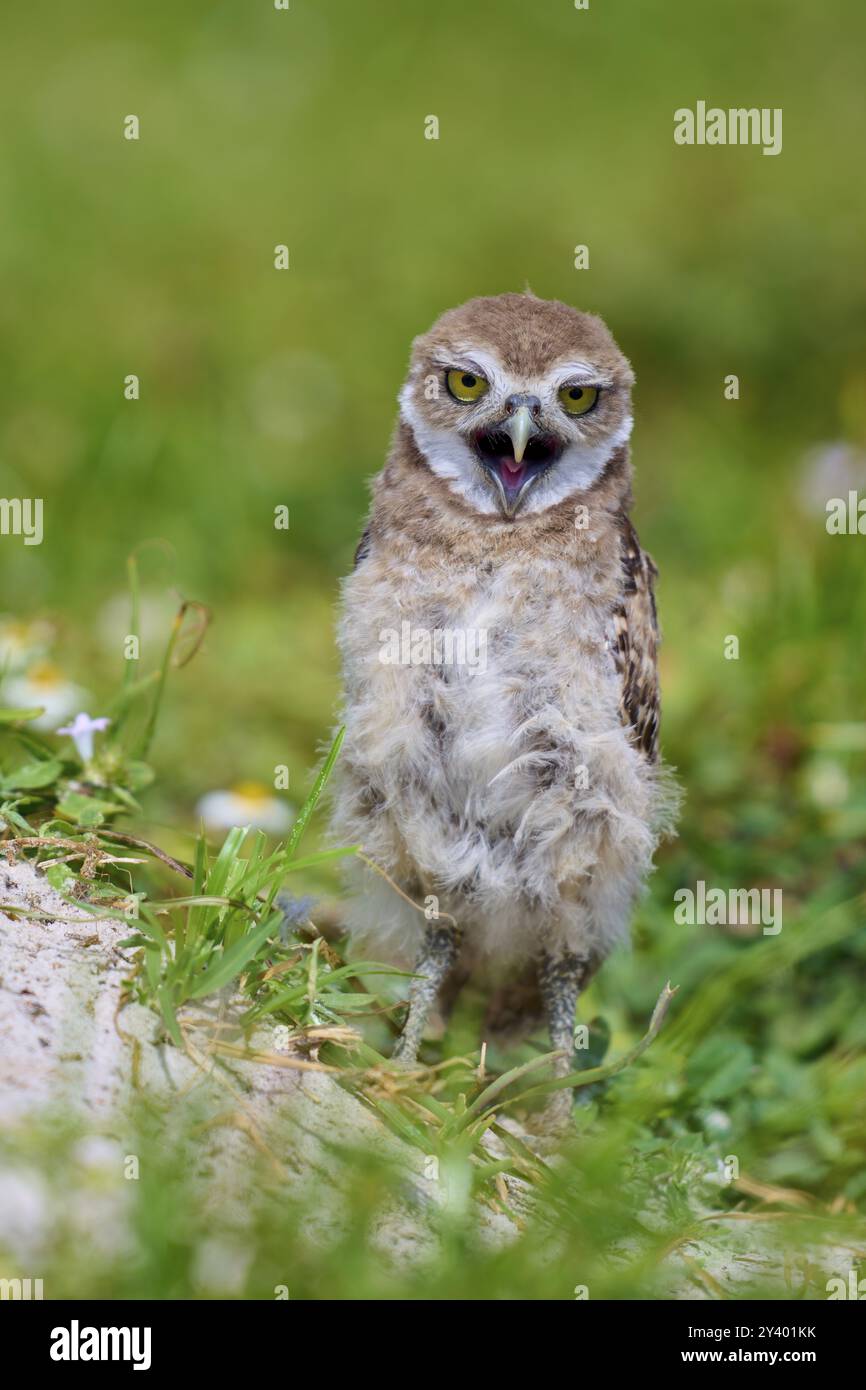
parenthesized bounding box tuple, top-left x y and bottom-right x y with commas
(331, 292, 676, 1127)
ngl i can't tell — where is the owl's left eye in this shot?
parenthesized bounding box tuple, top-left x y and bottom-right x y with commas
(558, 384, 599, 416)
(446, 369, 489, 403)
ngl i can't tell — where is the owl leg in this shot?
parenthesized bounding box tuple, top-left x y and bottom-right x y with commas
(392, 922, 462, 1067)
(532, 946, 592, 1134)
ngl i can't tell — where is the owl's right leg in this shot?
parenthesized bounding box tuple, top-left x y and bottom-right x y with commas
(530, 945, 596, 1135)
(391, 921, 462, 1067)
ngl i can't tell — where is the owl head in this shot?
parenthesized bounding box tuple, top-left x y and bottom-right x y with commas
(398, 292, 634, 518)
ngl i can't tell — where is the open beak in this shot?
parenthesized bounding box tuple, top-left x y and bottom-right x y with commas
(504, 405, 535, 464)
(472, 406, 560, 518)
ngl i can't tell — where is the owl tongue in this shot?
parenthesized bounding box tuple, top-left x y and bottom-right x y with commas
(499, 458, 526, 491)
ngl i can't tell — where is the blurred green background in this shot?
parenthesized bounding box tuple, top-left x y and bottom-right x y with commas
(2, 0, 865, 819)
(1, 0, 866, 1297)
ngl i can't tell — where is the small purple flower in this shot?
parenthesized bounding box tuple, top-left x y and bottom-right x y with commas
(57, 712, 111, 763)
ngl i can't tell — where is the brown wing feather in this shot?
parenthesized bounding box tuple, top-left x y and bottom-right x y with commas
(611, 517, 660, 762)
(353, 525, 372, 567)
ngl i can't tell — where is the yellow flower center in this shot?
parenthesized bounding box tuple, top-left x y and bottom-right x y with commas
(27, 661, 66, 688)
(231, 781, 271, 803)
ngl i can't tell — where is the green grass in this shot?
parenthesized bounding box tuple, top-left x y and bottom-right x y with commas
(1, 612, 864, 1298)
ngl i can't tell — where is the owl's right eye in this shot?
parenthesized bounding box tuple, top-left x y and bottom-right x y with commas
(446, 369, 489, 403)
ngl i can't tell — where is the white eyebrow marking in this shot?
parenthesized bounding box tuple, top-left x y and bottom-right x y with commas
(554, 360, 614, 388)
(430, 345, 503, 381)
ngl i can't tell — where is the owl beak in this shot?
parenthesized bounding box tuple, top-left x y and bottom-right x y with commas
(496, 406, 545, 516)
(504, 405, 535, 464)
(472, 406, 560, 518)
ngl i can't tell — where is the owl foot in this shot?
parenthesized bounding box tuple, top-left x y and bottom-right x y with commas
(391, 921, 462, 1068)
(525, 944, 594, 1145)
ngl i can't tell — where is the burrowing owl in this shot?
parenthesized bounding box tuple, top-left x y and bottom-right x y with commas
(331, 292, 676, 1125)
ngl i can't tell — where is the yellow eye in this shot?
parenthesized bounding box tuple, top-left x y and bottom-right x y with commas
(558, 384, 599, 416)
(446, 368, 489, 403)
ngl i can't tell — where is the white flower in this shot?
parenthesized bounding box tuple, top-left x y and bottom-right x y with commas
(0, 617, 55, 673)
(196, 782, 293, 834)
(57, 712, 111, 763)
(3, 663, 87, 730)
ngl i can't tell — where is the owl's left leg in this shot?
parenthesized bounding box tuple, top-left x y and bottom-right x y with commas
(533, 946, 594, 1133)
(391, 921, 462, 1067)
